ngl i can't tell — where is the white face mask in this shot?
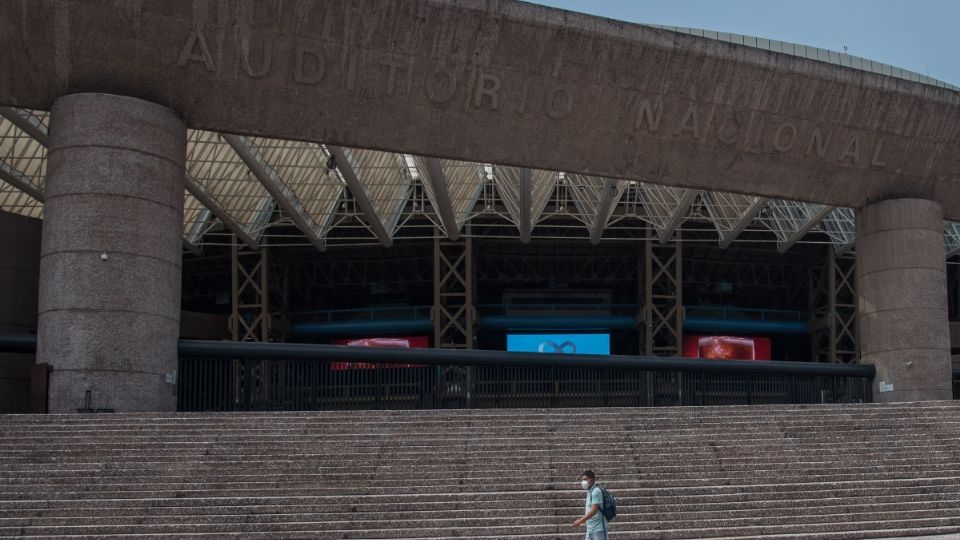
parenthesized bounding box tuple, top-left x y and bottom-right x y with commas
(581, 480, 590, 490)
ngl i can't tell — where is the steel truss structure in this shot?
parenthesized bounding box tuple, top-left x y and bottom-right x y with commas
(4, 107, 959, 258)
(230, 242, 270, 343)
(809, 248, 858, 364)
(644, 236, 683, 356)
(432, 231, 476, 407)
(433, 233, 475, 351)
(230, 240, 288, 343)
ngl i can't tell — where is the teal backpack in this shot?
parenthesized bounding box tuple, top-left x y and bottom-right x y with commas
(595, 485, 617, 521)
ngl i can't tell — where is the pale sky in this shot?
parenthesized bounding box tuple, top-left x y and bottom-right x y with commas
(533, 0, 960, 87)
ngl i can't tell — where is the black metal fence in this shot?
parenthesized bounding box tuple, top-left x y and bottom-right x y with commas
(954, 367, 960, 399)
(177, 341, 874, 412)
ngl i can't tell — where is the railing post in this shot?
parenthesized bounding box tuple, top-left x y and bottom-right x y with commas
(645, 371, 653, 407)
(311, 361, 319, 411)
(678, 372, 684, 406)
(243, 358, 253, 411)
(551, 366, 557, 407)
(603, 368, 609, 407)
(375, 365, 382, 410)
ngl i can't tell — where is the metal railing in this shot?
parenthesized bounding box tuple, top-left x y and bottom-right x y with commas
(0, 335, 881, 411)
(177, 340, 874, 412)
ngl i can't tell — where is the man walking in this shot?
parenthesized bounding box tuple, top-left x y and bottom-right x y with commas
(572, 470, 609, 539)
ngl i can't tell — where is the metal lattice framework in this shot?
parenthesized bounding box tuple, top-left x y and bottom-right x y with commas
(644, 236, 683, 356)
(230, 242, 271, 343)
(809, 248, 858, 364)
(434, 232, 474, 350)
(1, 106, 958, 258)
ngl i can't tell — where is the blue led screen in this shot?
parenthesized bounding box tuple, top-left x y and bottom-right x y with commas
(506, 334, 610, 355)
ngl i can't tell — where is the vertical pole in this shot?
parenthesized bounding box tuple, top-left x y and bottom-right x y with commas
(644, 237, 653, 355)
(828, 248, 838, 363)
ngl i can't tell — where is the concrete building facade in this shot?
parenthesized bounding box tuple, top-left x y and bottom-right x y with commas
(0, 1, 958, 410)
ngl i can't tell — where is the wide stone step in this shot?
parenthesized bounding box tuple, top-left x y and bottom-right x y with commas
(4, 496, 960, 524)
(4, 413, 958, 426)
(4, 419, 959, 436)
(5, 496, 960, 523)
(3, 515, 960, 539)
(4, 437, 957, 455)
(2, 455, 957, 476)
(4, 428, 959, 447)
(3, 506, 960, 532)
(8, 526, 960, 540)
(4, 417, 959, 436)
(4, 461, 957, 485)
(3, 478, 959, 502)
(2, 453, 954, 474)
(5, 488, 960, 512)
(4, 467, 960, 493)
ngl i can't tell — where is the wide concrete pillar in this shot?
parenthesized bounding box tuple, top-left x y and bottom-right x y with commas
(856, 198, 952, 402)
(38, 94, 185, 413)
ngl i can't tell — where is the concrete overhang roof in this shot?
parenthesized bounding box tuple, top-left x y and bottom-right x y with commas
(1, 1, 958, 253)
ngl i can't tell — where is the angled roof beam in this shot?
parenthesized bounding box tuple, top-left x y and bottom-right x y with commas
(777, 205, 835, 254)
(326, 146, 393, 248)
(0, 110, 219, 253)
(834, 239, 856, 256)
(185, 207, 212, 246)
(181, 236, 202, 256)
(222, 134, 327, 253)
(0, 107, 48, 202)
(590, 179, 617, 245)
(0, 107, 49, 146)
(519, 168, 532, 244)
(184, 173, 260, 251)
(0, 161, 44, 202)
(719, 197, 768, 249)
(658, 189, 698, 244)
(423, 157, 459, 241)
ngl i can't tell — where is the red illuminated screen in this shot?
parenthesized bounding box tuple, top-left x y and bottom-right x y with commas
(682, 335, 771, 361)
(331, 336, 429, 370)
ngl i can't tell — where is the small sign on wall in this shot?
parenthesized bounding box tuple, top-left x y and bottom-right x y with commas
(878, 381, 894, 393)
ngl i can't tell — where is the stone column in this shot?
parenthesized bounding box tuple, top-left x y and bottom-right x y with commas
(38, 94, 185, 413)
(856, 198, 952, 402)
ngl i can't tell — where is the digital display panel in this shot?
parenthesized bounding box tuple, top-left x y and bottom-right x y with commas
(682, 335, 772, 361)
(507, 334, 610, 355)
(330, 336, 429, 370)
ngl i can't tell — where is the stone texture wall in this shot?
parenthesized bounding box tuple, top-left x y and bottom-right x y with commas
(38, 94, 185, 413)
(856, 198, 953, 401)
(2, 2, 960, 217)
(0, 210, 41, 413)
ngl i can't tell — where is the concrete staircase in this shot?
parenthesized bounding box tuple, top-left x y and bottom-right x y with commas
(1, 401, 960, 539)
